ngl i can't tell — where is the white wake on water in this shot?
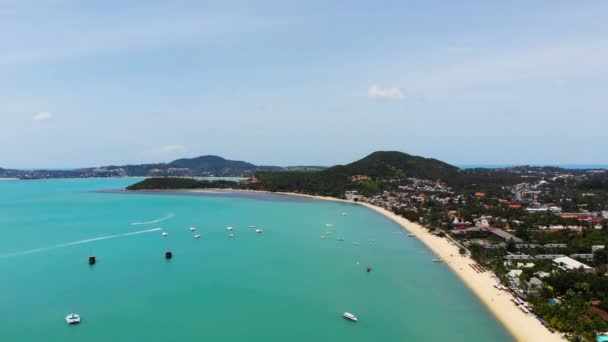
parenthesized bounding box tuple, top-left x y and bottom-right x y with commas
(130, 213, 175, 225)
(0, 227, 162, 258)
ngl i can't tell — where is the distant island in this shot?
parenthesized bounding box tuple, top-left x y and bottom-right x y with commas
(0, 155, 326, 180)
(126, 150, 608, 341)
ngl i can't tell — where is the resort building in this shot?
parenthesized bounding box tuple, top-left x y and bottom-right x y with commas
(552, 256, 593, 273)
(344, 191, 362, 202)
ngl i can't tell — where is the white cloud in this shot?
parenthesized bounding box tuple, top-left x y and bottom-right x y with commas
(146, 145, 188, 159)
(368, 84, 405, 100)
(32, 111, 51, 121)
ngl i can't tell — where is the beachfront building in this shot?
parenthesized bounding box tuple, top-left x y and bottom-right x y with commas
(553, 256, 593, 273)
(344, 191, 362, 202)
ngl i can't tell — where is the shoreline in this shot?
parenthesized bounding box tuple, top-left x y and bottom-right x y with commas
(178, 189, 562, 341)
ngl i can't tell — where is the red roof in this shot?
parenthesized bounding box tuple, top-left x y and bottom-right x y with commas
(590, 306, 608, 321)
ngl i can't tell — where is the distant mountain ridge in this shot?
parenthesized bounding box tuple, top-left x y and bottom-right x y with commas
(0, 155, 325, 179)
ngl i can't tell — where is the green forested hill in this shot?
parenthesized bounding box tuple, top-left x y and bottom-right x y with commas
(250, 151, 462, 197)
(126, 151, 528, 197)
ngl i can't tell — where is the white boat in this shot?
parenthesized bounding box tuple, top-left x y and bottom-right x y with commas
(325, 224, 333, 227)
(343, 312, 358, 322)
(162, 232, 169, 236)
(255, 229, 263, 234)
(65, 313, 81, 325)
(194, 234, 201, 239)
(227, 226, 233, 231)
(249, 225, 256, 228)
(228, 233, 235, 237)
(190, 227, 196, 231)
(408, 233, 415, 237)
(341, 212, 348, 216)
(433, 258, 443, 263)
(320, 235, 325, 239)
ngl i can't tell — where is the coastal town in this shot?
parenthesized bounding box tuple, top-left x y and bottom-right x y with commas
(342, 167, 608, 341)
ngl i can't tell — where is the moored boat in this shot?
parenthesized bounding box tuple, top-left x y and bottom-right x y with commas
(190, 227, 196, 231)
(194, 234, 201, 239)
(162, 232, 169, 236)
(343, 312, 358, 322)
(255, 229, 263, 233)
(65, 313, 81, 325)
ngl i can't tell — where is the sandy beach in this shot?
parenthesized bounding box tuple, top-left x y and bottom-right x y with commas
(358, 203, 564, 342)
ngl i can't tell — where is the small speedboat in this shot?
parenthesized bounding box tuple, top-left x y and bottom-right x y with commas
(194, 234, 201, 239)
(227, 226, 233, 231)
(255, 229, 263, 234)
(65, 313, 81, 325)
(228, 233, 235, 237)
(433, 258, 443, 263)
(190, 227, 196, 231)
(162, 232, 169, 236)
(343, 312, 358, 322)
(341, 212, 348, 216)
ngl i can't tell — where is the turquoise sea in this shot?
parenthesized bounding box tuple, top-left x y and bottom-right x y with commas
(0, 179, 513, 341)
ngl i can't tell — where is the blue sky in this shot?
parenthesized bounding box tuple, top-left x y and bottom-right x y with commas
(1, 1, 607, 168)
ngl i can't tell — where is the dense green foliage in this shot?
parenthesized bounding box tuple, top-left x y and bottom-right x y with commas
(529, 270, 608, 340)
(253, 151, 529, 196)
(126, 177, 240, 190)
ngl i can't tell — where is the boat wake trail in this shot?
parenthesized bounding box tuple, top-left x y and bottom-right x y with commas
(130, 213, 175, 226)
(0, 227, 162, 258)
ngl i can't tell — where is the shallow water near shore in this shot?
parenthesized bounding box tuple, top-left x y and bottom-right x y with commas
(0, 179, 513, 341)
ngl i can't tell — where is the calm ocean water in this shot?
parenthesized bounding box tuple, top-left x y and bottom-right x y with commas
(0, 179, 513, 341)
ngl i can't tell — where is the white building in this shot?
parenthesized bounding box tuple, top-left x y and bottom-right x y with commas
(553, 256, 593, 273)
(344, 191, 362, 202)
